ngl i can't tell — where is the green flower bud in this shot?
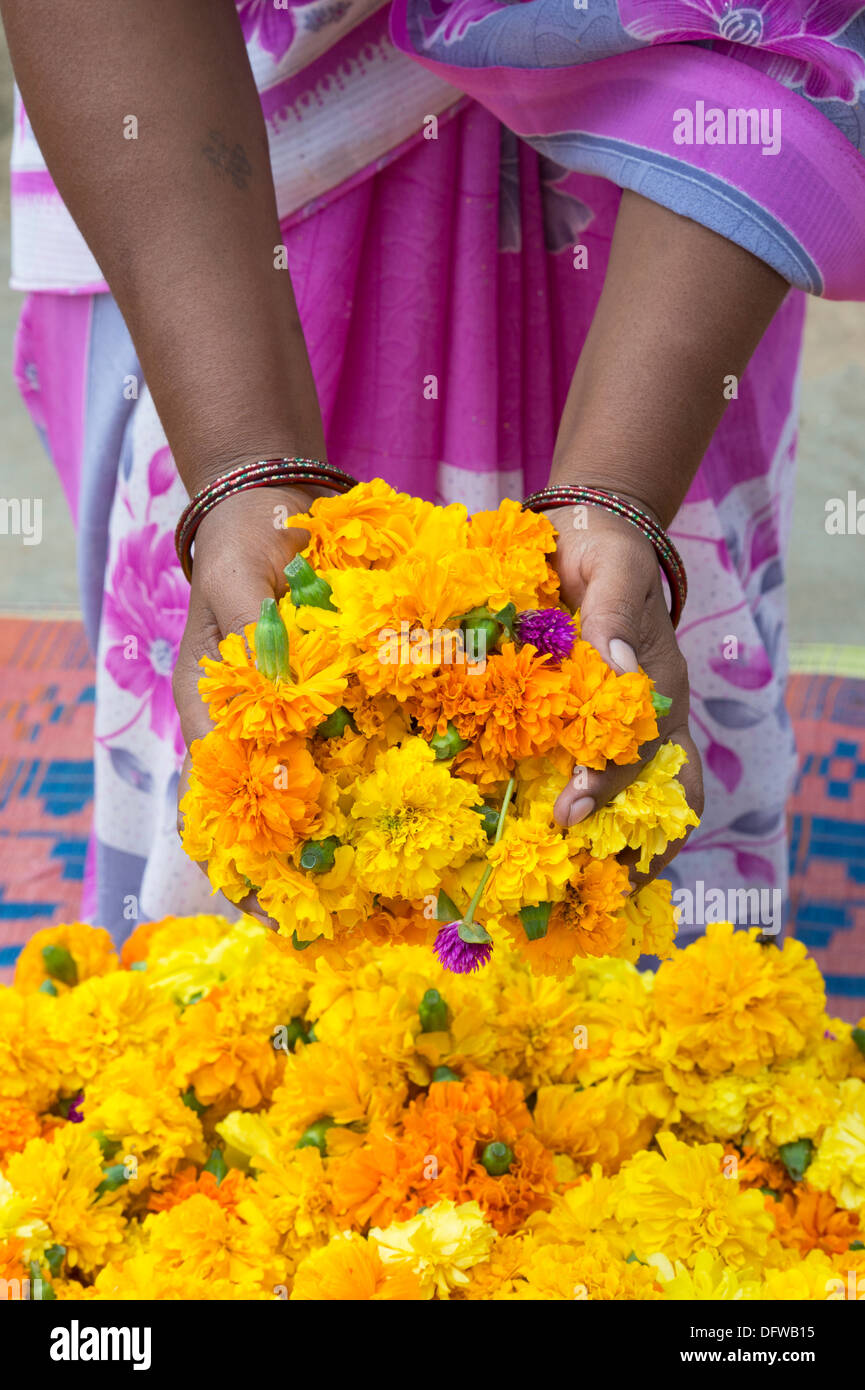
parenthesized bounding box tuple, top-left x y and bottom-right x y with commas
(778, 1138, 814, 1183)
(418, 988, 448, 1033)
(203, 1148, 229, 1186)
(44, 1245, 66, 1278)
(520, 902, 552, 941)
(299, 836, 340, 874)
(42, 945, 78, 987)
(481, 1141, 514, 1177)
(284, 555, 336, 611)
(95, 1163, 129, 1198)
(431, 1066, 460, 1084)
(90, 1130, 121, 1161)
(180, 1086, 207, 1116)
(651, 690, 673, 717)
(429, 722, 469, 761)
(283, 1017, 310, 1051)
(29, 1261, 56, 1300)
(38, 980, 58, 997)
(316, 706, 356, 739)
(254, 597, 291, 682)
(129, 961, 147, 972)
(460, 607, 499, 654)
(472, 804, 500, 841)
(457, 918, 493, 945)
(852, 1026, 865, 1059)
(291, 930, 320, 952)
(296, 1117, 334, 1154)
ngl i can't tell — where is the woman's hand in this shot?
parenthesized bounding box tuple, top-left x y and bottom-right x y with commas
(173, 482, 318, 925)
(551, 501, 704, 887)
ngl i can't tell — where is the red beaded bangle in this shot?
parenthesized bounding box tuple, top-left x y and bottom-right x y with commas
(174, 458, 358, 581)
(522, 484, 688, 628)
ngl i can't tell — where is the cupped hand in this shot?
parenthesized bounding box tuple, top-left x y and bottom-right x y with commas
(551, 501, 704, 887)
(172, 483, 318, 925)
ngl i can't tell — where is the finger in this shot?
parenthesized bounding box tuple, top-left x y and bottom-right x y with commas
(172, 591, 226, 748)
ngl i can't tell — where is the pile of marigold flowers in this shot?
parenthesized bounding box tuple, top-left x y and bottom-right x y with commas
(1, 915, 864, 1300)
(179, 480, 697, 973)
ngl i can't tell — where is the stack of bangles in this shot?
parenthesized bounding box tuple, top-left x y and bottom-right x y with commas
(174, 457, 359, 581)
(522, 484, 687, 628)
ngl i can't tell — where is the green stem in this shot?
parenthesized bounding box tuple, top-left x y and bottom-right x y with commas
(463, 775, 515, 925)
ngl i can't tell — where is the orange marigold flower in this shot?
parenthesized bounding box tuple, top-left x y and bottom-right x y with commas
(198, 607, 348, 743)
(724, 1145, 792, 1195)
(0, 1100, 43, 1161)
(773, 1187, 861, 1256)
(290, 1231, 424, 1300)
(466, 499, 559, 610)
(119, 920, 161, 970)
(14, 922, 118, 995)
(474, 643, 570, 765)
(0, 1238, 28, 1285)
(171, 991, 283, 1112)
(287, 479, 432, 570)
(148, 1165, 252, 1215)
(559, 641, 657, 770)
(180, 729, 323, 871)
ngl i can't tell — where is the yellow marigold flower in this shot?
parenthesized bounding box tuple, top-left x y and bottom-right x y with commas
(327, 555, 489, 698)
(180, 729, 323, 880)
(466, 498, 559, 611)
(503, 1234, 663, 1300)
(559, 641, 657, 770)
(120, 913, 234, 972)
(807, 1078, 865, 1210)
(760, 1248, 847, 1300)
(198, 602, 349, 742)
(613, 1132, 774, 1269)
(745, 1060, 838, 1154)
(288, 479, 449, 570)
(170, 991, 283, 1113)
(567, 743, 698, 872)
(348, 739, 484, 899)
(651, 1248, 760, 1300)
(370, 1199, 495, 1299)
(0, 990, 65, 1110)
(15, 922, 117, 995)
(0, 1173, 51, 1255)
(653, 923, 825, 1076)
(458, 1231, 536, 1300)
(533, 1078, 658, 1175)
(141, 1192, 286, 1295)
(82, 1054, 206, 1193)
(5, 1127, 127, 1275)
(267, 1039, 406, 1143)
(56, 971, 176, 1087)
(290, 1231, 424, 1300)
(484, 813, 572, 914)
(665, 1068, 758, 1142)
(616, 877, 679, 962)
(257, 847, 372, 945)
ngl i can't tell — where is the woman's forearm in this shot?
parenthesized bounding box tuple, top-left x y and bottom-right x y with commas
(1, 0, 325, 493)
(550, 190, 790, 527)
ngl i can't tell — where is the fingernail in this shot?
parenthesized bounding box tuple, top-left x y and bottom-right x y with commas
(567, 796, 595, 826)
(609, 639, 638, 673)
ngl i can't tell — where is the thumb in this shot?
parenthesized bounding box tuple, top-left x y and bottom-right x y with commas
(577, 559, 650, 675)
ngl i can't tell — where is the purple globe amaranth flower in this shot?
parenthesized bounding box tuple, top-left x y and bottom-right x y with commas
(514, 608, 577, 664)
(433, 922, 493, 975)
(67, 1091, 85, 1124)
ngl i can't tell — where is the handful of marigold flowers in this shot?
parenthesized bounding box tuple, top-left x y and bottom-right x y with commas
(180, 481, 698, 975)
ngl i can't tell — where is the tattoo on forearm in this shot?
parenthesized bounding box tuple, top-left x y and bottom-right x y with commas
(201, 130, 252, 189)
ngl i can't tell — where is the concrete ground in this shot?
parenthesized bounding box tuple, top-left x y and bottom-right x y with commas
(0, 39, 862, 638)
